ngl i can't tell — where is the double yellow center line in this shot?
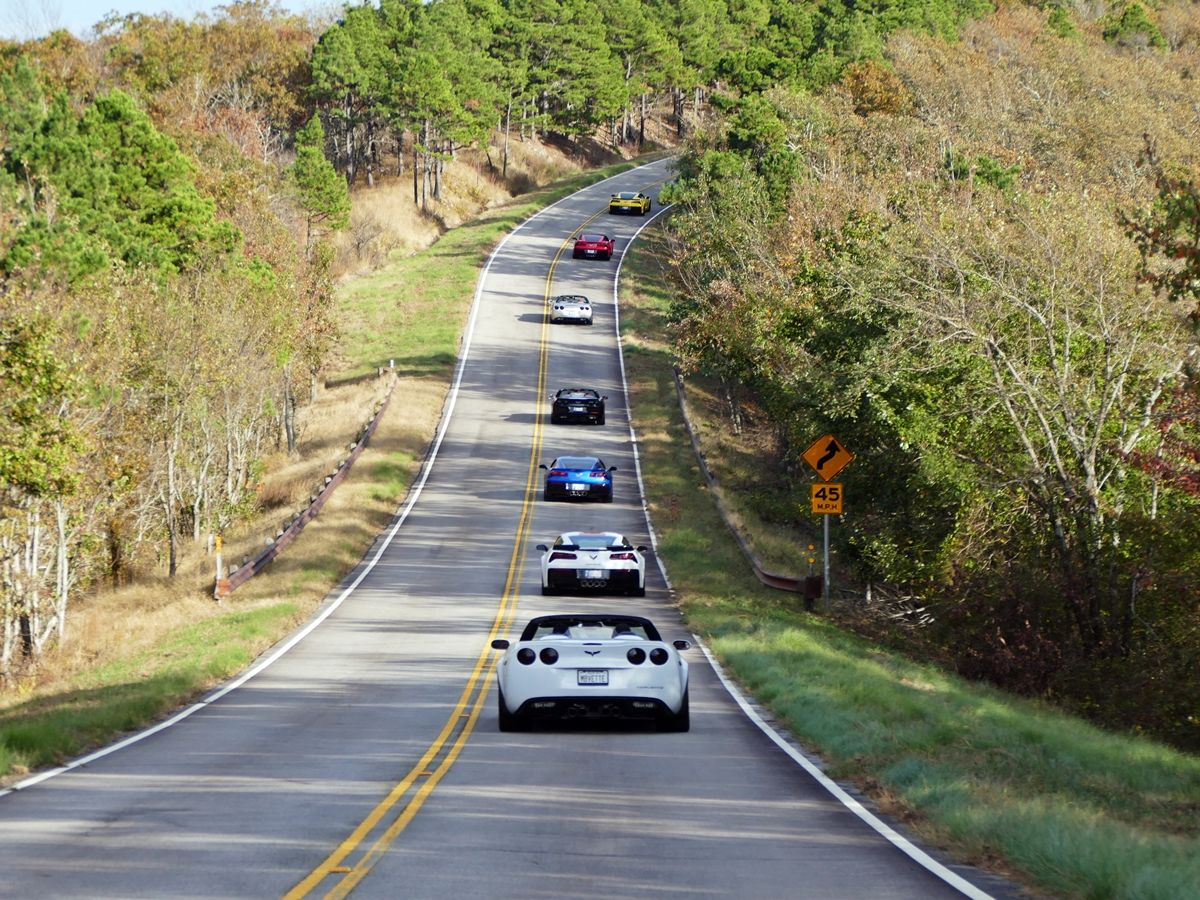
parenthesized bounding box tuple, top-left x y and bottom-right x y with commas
(285, 207, 609, 899)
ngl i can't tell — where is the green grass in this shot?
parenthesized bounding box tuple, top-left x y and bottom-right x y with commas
(0, 604, 297, 774)
(337, 163, 636, 381)
(619, 229, 1200, 899)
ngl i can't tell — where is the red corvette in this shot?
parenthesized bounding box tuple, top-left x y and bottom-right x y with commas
(573, 232, 614, 260)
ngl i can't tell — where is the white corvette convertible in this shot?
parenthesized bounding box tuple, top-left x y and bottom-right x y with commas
(537, 531, 646, 596)
(491, 614, 690, 731)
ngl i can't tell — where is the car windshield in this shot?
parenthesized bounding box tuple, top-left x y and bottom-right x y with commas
(554, 456, 601, 470)
(553, 296, 588, 306)
(558, 389, 599, 400)
(579, 234, 606, 242)
(617, 192, 637, 199)
(521, 615, 661, 642)
(568, 533, 624, 549)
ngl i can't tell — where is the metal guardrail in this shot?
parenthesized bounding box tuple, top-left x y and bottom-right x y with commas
(213, 375, 397, 600)
(671, 368, 822, 604)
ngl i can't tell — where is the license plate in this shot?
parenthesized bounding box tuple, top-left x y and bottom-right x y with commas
(582, 569, 605, 579)
(578, 670, 608, 685)
(567, 482, 587, 491)
(570, 406, 585, 413)
(585, 249, 596, 256)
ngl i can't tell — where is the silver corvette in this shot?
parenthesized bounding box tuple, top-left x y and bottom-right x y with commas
(491, 614, 690, 731)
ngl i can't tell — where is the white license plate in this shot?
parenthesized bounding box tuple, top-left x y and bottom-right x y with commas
(570, 406, 586, 413)
(582, 569, 605, 579)
(578, 670, 608, 685)
(567, 482, 587, 491)
(585, 249, 596, 256)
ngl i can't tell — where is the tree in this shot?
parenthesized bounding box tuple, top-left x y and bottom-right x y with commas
(290, 113, 350, 253)
(1122, 136, 1200, 315)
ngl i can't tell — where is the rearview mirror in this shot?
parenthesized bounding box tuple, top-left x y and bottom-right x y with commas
(538, 464, 548, 470)
(608, 466, 618, 472)
(673, 640, 691, 651)
(536, 544, 548, 551)
(491, 639, 510, 650)
(636, 546, 648, 553)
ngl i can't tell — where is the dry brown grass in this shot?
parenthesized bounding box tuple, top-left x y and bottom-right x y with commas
(17, 375, 396, 700)
(331, 137, 594, 278)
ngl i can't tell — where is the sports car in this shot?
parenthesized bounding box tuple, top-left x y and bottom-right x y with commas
(549, 294, 592, 325)
(540, 456, 615, 502)
(609, 191, 652, 215)
(491, 613, 689, 731)
(550, 387, 606, 425)
(536, 531, 647, 596)
(572, 232, 613, 260)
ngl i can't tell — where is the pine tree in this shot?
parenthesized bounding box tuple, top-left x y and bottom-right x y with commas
(290, 114, 350, 254)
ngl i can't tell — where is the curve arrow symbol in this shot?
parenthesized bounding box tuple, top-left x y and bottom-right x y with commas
(815, 439, 840, 474)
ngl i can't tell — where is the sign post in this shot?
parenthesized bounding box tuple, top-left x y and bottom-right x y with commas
(802, 435, 853, 612)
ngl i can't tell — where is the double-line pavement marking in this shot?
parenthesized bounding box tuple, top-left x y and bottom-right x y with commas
(285, 203, 615, 899)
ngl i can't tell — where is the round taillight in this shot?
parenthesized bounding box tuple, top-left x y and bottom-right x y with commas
(517, 648, 536, 665)
(539, 647, 559, 664)
(626, 647, 646, 665)
(649, 648, 669, 665)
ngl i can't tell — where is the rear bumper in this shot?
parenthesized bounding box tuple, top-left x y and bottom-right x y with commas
(546, 568, 641, 591)
(514, 696, 673, 720)
(552, 408, 602, 423)
(544, 482, 610, 500)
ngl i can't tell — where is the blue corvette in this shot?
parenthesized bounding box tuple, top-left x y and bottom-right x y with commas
(540, 456, 616, 502)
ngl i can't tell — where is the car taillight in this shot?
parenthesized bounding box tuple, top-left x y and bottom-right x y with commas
(539, 647, 559, 664)
(610, 552, 635, 561)
(517, 648, 536, 665)
(626, 647, 646, 665)
(549, 551, 577, 561)
(549, 469, 567, 477)
(649, 648, 669, 665)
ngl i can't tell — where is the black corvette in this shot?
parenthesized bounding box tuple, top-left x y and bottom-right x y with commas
(550, 387, 607, 425)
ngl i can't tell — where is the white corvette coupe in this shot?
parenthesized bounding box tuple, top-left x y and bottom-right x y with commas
(491, 614, 690, 731)
(537, 531, 646, 596)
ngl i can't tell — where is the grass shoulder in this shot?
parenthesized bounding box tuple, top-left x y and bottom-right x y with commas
(619, 227, 1200, 899)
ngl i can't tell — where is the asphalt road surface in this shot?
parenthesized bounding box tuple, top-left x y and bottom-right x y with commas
(0, 160, 1011, 899)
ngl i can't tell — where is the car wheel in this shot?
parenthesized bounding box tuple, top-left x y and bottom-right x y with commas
(602, 488, 613, 503)
(550, 413, 561, 424)
(541, 584, 556, 596)
(630, 584, 645, 597)
(585, 318, 593, 326)
(597, 413, 605, 426)
(498, 687, 529, 733)
(542, 489, 551, 501)
(659, 688, 689, 733)
(604, 251, 612, 261)
(572, 250, 581, 259)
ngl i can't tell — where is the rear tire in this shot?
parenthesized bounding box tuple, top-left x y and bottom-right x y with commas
(659, 688, 689, 732)
(604, 251, 612, 261)
(541, 584, 556, 596)
(498, 687, 528, 732)
(597, 412, 606, 426)
(630, 584, 645, 597)
(602, 488, 613, 503)
(543, 489, 551, 501)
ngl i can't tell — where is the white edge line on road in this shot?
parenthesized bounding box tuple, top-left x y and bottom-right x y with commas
(614, 192, 992, 900)
(0, 163, 657, 800)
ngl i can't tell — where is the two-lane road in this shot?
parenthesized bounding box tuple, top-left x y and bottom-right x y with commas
(0, 160, 1005, 899)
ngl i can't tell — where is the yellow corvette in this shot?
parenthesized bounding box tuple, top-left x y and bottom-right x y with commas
(609, 191, 652, 215)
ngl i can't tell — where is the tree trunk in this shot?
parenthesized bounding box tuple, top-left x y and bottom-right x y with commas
(503, 97, 512, 179)
(282, 366, 297, 456)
